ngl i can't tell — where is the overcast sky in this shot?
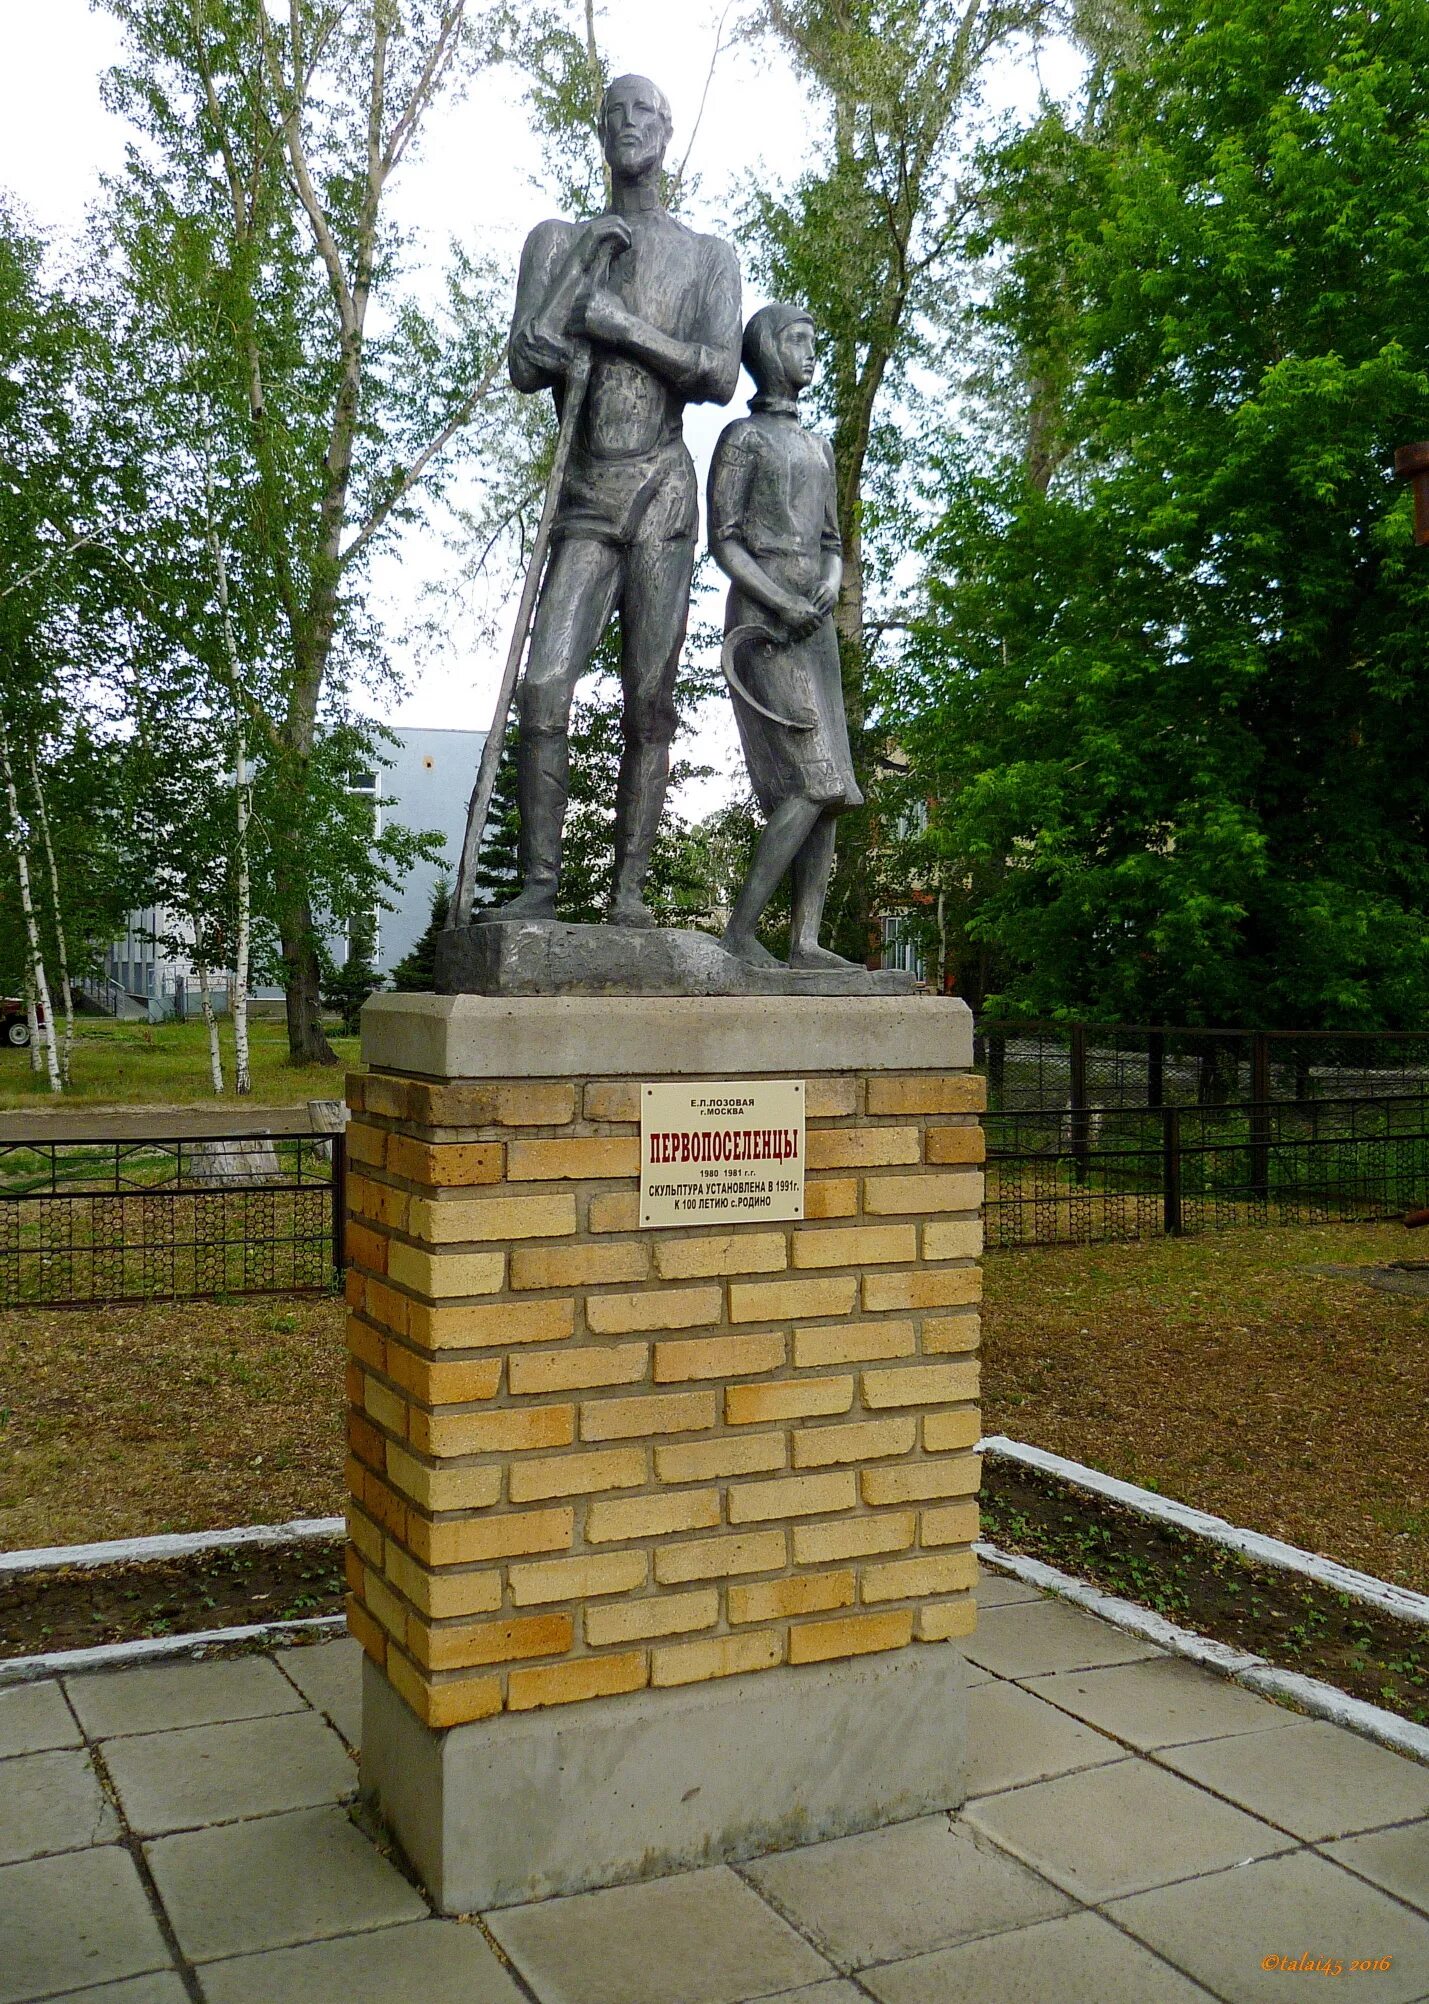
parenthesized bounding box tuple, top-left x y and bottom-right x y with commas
(0, 1, 1071, 815)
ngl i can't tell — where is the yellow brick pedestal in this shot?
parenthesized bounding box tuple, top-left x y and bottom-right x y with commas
(349, 992, 982, 1911)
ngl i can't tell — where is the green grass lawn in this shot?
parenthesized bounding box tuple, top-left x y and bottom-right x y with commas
(0, 1016, 361, 1109)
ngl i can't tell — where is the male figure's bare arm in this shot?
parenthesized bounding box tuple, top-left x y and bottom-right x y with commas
(575, 239, 742, 405)
(509, 217, 632, 392)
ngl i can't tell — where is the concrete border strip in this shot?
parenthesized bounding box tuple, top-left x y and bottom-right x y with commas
(0, 1613, 346, 1685)
(981, 1434, 1429, 1628)
(977, 1539, 1429, 1768)
(0, 1514, 345, 1580)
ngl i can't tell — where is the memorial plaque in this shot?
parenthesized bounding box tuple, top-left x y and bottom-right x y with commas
(641, 1079, 805, 1228)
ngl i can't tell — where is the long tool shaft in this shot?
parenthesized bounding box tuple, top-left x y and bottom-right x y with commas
(451, 341, 595, 925)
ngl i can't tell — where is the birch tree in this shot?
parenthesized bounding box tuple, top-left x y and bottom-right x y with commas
(102, 0, 521, 1063)
(27, 758, 74, 1083)
(0, 727, 61, 1093)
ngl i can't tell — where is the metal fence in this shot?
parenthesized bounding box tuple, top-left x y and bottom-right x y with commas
(975, 1023, 1429, 1115)
(985, 1092, 1429, 1249)
(0, 1128, 346, 1308)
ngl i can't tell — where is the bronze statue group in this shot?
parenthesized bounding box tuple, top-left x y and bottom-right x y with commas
(456, 72, 859, 973)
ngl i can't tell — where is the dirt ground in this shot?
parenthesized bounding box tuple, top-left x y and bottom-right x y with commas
(1, 1224, 1425, 1598)
(0, 1292, 345, 1549)
(982, 1221, 1429, 1593)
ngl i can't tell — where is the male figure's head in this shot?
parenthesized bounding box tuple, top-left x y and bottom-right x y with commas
(600, 74, 672, 188)
(743, 304, 817, 401)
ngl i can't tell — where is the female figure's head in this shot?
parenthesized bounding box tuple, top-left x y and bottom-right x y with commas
(742, 304, 817, 401)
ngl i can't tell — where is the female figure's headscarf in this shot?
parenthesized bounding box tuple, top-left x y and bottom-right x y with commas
(742, 302, 815, 400)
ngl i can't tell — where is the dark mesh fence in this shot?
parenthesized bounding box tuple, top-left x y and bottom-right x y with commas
(0, 1133, 345, 1306)
(975, 1023, 1429, 1248)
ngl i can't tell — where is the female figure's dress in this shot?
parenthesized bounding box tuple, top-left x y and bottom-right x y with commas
(707, 403, 863, 816)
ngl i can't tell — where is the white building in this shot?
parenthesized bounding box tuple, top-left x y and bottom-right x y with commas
(337, 726, 486, 976)
(101, 726, 486, 1012)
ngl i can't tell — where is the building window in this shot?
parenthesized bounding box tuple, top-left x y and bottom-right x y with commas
(881, 915, 925, 983)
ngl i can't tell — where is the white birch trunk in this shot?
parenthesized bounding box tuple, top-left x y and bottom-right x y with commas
(20, 957, 41, 1073)
(0, 724, 61, 1092)
(233, 738, 252, 1096)
(197, 955, 224, 1093)
(28, 755, 74, 1083)
(201, 449, 254, 1097)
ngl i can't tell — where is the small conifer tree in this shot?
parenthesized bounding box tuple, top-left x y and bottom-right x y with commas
(390, 877, 451, 991)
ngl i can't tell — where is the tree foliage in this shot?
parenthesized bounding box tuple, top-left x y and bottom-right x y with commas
(97, 0, 520, 1061)
(881, 0, 1429, 1026)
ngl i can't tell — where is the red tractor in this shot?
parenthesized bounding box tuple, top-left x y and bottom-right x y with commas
(0, 996, 41, 1048)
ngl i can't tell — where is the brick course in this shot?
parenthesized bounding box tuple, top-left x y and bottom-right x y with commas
(344, 1064, 983, 1729)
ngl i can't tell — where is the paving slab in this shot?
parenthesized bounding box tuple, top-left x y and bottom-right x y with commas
(1158, 1718, 1429, 1842)
(1108, 1848, 1429, 2003)
(741, 1815, 1071, 1972)
(0, 1679, 80, 1759)
(1022, 1656, 1300, 1751)
(486, 1863, 833, 2004)
(66, 1657, 305, 1740)
(0, 1746, 118, 1864)
(860, 1908, 1219, 2003)
(972, 1571, 1047, 1608)
(40, 1976, 189, 2002)
(145, 1803, 427, 1963)
(960, 1598, 1164, 1680)
(963, 1755, 1289, 1902)
(273, 1638, 362, 1747)
(1322, 1820, 1429, 1917)
(102, 1710, 355, 1836)
(749, 1987, 866, 2004)
(964, 1679, 1122, 1797)
(198, 1917, 527, 2003)
(0, 1846, 173, 2004)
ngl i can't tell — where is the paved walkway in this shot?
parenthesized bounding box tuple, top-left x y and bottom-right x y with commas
(2, 1572, 1427, 2004)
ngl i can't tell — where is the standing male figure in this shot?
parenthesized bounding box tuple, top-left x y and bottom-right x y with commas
(489, 74, 742, 927)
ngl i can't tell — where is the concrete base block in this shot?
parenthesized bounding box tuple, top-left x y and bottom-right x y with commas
(362, 990, 973, 1079)
(361, 1644, 969, 1914)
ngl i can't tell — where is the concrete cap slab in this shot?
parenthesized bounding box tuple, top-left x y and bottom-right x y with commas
(741, 1815, 1071, 1972)
(485, 1864, 834, 2004)
(1322, 1820, 1429, 1918)
(860, 1908, 1219, 2003)
(1158, 1718, 1429, 1842)
(965, 1681, 1124, 1797)
(199, 1918, 527, 2004)
(0, 1846, 172, 2004)
(1107, 1849, 1429, 2002)
(65, 1656, 306, 1740)
(144, 1804, 427, 1963)
(961, 1599, 1165, 1680)
(0, 1679, 81, 1759)
(362, 992, 973, 1081)
(0, 1746, 117, 1864)
(102, 1711, 356, 1837)
(273, 1638, 362, 1748)
(1022, 1656, 1301, 1752)
(963, 1757, 1290, 1902)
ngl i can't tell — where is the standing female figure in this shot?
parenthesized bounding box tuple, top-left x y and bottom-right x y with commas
(707, 304, 863, 969)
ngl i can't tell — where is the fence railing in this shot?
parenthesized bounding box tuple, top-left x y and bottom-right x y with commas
(985, 1091, 1429, 1249)
(0, 1121, 346, 1307)
(975, 1022, 1429, 1116)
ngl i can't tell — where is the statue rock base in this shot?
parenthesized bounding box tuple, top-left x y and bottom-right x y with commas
(435, 919, 917, 998)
